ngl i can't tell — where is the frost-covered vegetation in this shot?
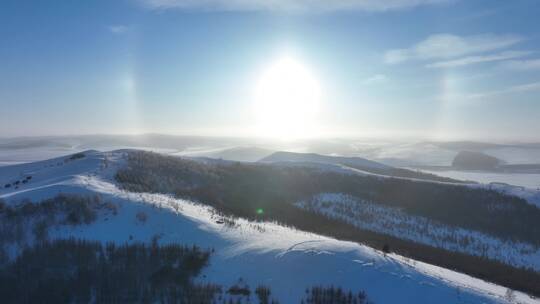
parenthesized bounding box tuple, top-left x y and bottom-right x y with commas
(115, 151, 540, 297)
(115, 151, 221, 195)
(0, 194, 118, 247)
(296, 193, 540, 271)
(301, 286, 372, 304)
(0, 239, 215, 303)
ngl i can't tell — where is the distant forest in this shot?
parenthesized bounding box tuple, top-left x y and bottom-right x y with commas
(116, 151, 540, 297)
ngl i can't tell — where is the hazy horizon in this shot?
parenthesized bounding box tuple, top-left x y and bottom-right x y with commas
(2, 132, 540, 145)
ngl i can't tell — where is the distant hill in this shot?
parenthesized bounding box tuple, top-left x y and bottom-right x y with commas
(261, 151, 467, 183)
(196, 146, 275, 162)
(431, 141, 506, 152)
(452, 151, 502, 170)
(260, 151, 389, 170)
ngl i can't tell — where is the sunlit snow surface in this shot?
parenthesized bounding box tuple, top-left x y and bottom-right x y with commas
(0, 151, 538, 303)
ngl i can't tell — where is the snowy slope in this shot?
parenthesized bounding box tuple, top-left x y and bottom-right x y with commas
(296, 193, 540, 271)
(0, 151, 538, 304)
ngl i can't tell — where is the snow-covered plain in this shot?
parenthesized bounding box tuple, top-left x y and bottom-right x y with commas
(0, 151, 538, 303)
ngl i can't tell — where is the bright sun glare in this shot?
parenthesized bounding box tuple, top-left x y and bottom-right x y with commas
(253, 56, 322, 139)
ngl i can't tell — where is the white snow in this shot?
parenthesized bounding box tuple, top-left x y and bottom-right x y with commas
(296, 193, 540, 271)
(0, 151, 538, 303)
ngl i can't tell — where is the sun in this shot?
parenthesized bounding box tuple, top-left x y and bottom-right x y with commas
(253, 56, 322, 139)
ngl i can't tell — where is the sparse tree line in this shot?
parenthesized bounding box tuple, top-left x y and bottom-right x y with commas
(3, 174, 32, 189)
(114, 151, 540, 297)
(2, 153, 87, 190)
(301, 286, 371, 304)
(115, 151, 222, 195)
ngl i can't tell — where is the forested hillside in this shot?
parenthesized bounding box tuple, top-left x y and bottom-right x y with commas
(116, 151, 540, 296)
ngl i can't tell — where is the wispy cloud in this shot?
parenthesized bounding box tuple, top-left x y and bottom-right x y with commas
(499, 59, 540, 71)
(109, 25, 130, 34)
(138, 0, 452, 12)
(362, 74, 388, 85)
(385, 33, 523, 64)
(464, 81, 540, 100)
(426, 51, 531, 68)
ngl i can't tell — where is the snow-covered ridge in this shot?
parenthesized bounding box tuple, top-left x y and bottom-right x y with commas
(0, 150, 537, 303)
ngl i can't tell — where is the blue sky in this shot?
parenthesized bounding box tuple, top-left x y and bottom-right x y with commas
(1, 0, 539, 141)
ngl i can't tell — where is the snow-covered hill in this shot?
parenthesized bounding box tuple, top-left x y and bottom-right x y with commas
(0, 151, 537, 303)
(260, 151, 390, 170)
